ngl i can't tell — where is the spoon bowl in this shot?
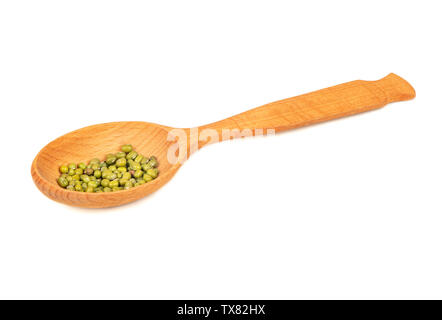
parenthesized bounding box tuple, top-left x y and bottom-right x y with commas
(32, 74, 415, 208)
(31, 121, 183, 207)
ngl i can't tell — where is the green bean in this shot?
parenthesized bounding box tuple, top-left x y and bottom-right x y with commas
(57, 144, 159, 192)
(126, 151, 138, 160)
(116, 158, 126, 167)
(130, 162, 141, 171)
(88, 181, 98, 188)
(143, 174, 153, 182)
(106, 154, 117, 165)
(94, 170, 102, 178)
(101, 179, 110, 187)
(102, 170, 112, 179)
(133, 169, 143, 179)
(134, 154, 144, 163)
(89, 158, 100, 165)
(124, 181, 133, 190)
(142, 164, 152, 171)
(146, 168, 159, 179)
(108, 172, 117, 181)
(116, 151, 126, 159)
(147, 157, 158, 168)
(109, 180, 119, 188)
(121, 144, 132, 153)
(57, 177, 69, 187)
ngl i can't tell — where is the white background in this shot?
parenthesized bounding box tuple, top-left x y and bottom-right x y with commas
(0, 0, 441, 299)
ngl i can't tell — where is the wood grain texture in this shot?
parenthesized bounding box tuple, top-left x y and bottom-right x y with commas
(198, 73, 415, 141)
(31, 73, 415, 208)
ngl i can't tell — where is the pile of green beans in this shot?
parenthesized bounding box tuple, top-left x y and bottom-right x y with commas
(57, 144, 159, 192)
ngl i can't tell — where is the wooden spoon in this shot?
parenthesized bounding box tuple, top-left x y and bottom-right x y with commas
(31, 73, 415, 208)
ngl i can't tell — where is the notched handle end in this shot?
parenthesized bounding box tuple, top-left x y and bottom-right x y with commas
(375, 73, 416, 103)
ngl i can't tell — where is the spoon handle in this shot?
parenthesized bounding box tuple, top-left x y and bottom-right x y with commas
(199, 73, 415, 137)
